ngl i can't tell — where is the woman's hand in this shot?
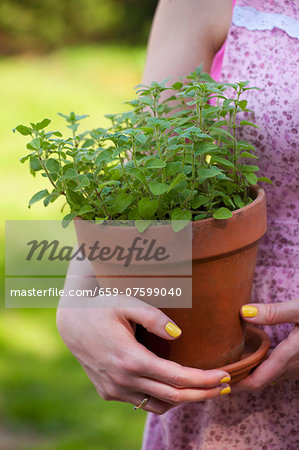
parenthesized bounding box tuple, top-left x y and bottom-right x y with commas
(235, 299, 299, 391)
(57, 295, 231, 415)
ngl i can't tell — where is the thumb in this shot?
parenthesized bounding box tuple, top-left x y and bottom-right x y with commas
(241, 299, 299, 325)
(119, 296, 182, 340)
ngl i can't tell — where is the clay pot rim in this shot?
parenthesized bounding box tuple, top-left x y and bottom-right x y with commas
(75, 186, 265, 230)
(218, 325, 271, 376)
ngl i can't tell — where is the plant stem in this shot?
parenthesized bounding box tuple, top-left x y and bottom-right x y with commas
(231, 88, 242, 186)
(181, 143, 186, 173)
(132, 142, 153, 198)
(96, 187, 109, 217)
(38, 156, 63, 193)
(118, 152, 135, 195)
(207, 179, 216, 213)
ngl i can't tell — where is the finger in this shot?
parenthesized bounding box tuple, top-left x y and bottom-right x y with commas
(83, 352, 231, 408)
(121, 341, 231, 387)
(234, 339, 291, 391)
(240, 299, 299, 325)
(118, 296, 183, 340)
(125, 393, 173, 415)
(130, 376, 231, 405)
(83, 365, 173, 414)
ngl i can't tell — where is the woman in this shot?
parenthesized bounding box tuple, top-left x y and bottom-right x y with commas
(57, 0, 299, 448)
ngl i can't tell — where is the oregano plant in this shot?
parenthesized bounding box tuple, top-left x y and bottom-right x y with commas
(14, 67, 271, 231)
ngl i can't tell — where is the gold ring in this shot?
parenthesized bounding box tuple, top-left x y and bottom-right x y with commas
(134, 396, 150, 410)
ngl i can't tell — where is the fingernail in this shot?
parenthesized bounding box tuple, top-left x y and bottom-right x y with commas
(165, 322, 182, 337)
(220, 386, 231, 396)
(242, 305, 258, 318)
(220, 375, 231, 384)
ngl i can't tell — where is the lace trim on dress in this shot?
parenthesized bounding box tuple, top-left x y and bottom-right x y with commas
(232, 6, 299, 40)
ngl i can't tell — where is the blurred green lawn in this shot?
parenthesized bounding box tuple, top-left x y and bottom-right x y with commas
(0, 45, 148, 449)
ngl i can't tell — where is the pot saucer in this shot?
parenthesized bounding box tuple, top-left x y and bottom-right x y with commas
(218, 325, 271, 384)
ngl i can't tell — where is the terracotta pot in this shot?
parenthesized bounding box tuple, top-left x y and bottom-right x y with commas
(74, 186, 267, 370)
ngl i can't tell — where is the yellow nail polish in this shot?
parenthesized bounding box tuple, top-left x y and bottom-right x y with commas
(165, 322, 182, 337)
(220, 386, 231, 395)
(220, 375, 231, 384)
(242, 305, 258, 318)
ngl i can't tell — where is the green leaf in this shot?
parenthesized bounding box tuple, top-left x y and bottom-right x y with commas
(135, 133, 147, 145)
(239, 120, 259, 128)
(77, 205, 94, 215)
(36, 118, 51, 131)
(114, 193, 133, 213)
(210, 127, 236, 141)
(76, 114, 89, 121)
(95, 217, 108, 225)
(43, 193, 57, 207)
(45, 158, 60, 173)
(112, 147, 126, 158)
(239, 152, 258, 159)
(66, 189, 84, 208)
(76, 174, 90, 188)
(14, 125, 31, 136)
(98, 180, 120, 189)
(245, 173, 258, 185)
(242, 165, 259, 173)
(214, 190, 235, 208)
(62, 212, 76, 228)
(148, 182, 169, 196)
(81, 139, 94, 148)
(232, 194, 245, 209)
(238, 100, 248, 110)
(213, 207, 233, 219)
(210, 156, 235, 169)
(30, 157, 42, 171)
(167, 173, 187, 192)
(27, 138, 42, 151)
(194, 213, 208, 220)
(191, 195, 208, 209)
(28, 189, 49, 207)
(223, 99, 234, 107)
(63, 168, 77, 179)
(258, 176, 273, 184)
(138, 198, 159, 219)
(238, 81, 250, 88)
(165, 161, 182, 176)
(197, 166, 222, 182)
(140, 126, 154, 134)
(127, 168, 146, 184)
(95, 149, 113, 164)
(172, 81, 183, 90)
(128, 207, 141, 220)
(182, 166, 192, 175)
(171, 209, 192, 232)
(237, 141, 255, 151)
(19, 154, 32, 163)
(135, 220, 153, 233)
(194, 142, 218, 155)
(144, 158, 166, 169)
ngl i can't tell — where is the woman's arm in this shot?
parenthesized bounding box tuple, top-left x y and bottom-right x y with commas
(142, 0, 232, 84)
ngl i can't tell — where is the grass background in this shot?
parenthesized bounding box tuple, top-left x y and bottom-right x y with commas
(0, 45, 148, 449)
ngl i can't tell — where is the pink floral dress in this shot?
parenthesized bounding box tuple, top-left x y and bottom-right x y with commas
(142, 1, 299, 448)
